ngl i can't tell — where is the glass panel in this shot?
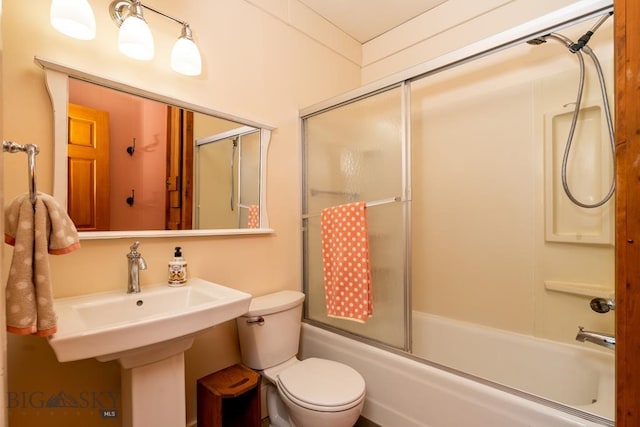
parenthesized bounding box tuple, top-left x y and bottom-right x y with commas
(302, 86, 407, 349)
(196, 130, 261, 229)
(409, 14, 614, 421)
(196, 137, 236, 229)
(239, 131, 261, 227)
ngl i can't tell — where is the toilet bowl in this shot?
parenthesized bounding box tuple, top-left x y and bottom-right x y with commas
(237, 291, 366, 427)
(265, 357, 365, 427)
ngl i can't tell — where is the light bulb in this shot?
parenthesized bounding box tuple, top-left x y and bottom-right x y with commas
(171, 25, 201, 76)
(118, 15, 154, 60)
(50, 0, 96, 40)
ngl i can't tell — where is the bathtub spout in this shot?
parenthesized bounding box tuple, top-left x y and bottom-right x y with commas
(575, 326, 615, 350)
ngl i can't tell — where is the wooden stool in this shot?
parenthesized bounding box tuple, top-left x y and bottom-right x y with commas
(197, 364, 262, 427)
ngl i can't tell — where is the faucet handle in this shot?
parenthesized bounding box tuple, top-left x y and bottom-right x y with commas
(130, 241, 141, 253)
(590, 297, 615, 313)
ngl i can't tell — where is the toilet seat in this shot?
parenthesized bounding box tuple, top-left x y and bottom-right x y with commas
(276, 358, 365, 412)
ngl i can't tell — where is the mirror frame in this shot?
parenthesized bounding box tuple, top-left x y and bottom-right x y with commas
(35, 57, 274, 239)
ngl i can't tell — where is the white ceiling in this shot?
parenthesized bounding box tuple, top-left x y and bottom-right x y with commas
(298, 0, 449, 43)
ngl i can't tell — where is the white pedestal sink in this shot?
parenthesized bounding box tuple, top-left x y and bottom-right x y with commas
(48, 278, 252, 427)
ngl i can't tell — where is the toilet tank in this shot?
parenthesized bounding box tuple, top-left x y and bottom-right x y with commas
(237, 291, 305, 370)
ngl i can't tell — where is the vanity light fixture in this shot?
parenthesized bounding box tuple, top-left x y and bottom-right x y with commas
(50, 0, 97, 40)
(170, 24, 202, 76)
(109, 0, 202, 75)
(111, 0, 154, 61)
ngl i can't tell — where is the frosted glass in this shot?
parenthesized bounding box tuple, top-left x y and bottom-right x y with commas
(197, 138, 237, 229)
(303, 86, 407, 349)
(239, 132, 261, 228)
(407, 16, 614, 421)
(197, 133, 260, 229)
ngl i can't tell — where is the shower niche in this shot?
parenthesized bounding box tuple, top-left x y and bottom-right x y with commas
(543, 103, 614, 245)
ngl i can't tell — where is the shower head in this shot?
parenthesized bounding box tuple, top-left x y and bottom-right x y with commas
(569, 12, 613, 53)
(526, 37, 547, 45)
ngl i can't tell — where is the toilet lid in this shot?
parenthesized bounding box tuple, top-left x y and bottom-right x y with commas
(277, 358, 365, 412)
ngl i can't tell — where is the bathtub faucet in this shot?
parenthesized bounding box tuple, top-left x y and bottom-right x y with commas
(575, 326, 615, 350)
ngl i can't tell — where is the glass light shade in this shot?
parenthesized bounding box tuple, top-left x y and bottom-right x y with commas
(171, 36, 202, 76)
(50, 0, 96, 40)
(118, 15, 154, 61)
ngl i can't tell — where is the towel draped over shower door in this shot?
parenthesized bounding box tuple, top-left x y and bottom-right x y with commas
(320, 201, 373, 323)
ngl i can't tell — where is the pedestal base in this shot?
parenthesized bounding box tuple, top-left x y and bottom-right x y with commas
(121, 352, 186, 427)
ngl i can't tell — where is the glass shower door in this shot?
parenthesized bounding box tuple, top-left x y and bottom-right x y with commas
(302, 84, 410, 350)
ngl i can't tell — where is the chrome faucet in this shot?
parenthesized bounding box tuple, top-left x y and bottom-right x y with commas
(127, 241, 147, 293)
(575, 326, 615, 350)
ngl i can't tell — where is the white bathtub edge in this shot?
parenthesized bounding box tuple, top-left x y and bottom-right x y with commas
(300, 323, 610, 427)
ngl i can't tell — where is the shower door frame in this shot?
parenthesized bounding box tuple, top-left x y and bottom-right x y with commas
(301, 82, 413, 352)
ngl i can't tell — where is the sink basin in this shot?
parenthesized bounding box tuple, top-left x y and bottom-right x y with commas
(49, 277, 251, 364)
(48, 277, 252, 427)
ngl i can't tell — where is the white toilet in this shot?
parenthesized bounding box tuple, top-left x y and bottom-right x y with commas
(236, 290, 366, 427)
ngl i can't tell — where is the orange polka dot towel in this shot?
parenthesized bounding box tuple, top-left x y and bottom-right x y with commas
(248, 204, 259, 229)
(320, 201, 372, 323)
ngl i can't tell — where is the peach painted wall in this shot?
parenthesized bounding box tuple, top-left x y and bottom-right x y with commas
(1, 0, 360, 425)
(69, 79, 167, 231)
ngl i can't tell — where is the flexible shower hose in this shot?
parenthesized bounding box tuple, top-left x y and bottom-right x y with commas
(545, 32, 615, 209)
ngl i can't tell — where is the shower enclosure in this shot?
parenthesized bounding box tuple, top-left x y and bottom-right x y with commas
(195, 125, 261, 229)
(302, 2, 614, 425)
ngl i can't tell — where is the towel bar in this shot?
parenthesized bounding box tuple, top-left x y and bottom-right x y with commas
(302, 196, 404, 219)
(310, 188, 359, 198)
(3, 140, 39, 205)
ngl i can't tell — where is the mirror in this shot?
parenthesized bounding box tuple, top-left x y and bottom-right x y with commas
(37, 57, 273, 238)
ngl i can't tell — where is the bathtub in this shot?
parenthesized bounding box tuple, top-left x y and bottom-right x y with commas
(412, 312, 614, 420)
(300, 316, 614, 427)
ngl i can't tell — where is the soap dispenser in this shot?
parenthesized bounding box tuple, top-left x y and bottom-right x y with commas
(168, 247, 187, 286)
